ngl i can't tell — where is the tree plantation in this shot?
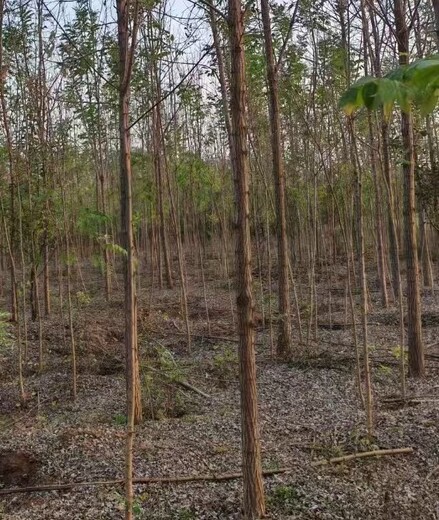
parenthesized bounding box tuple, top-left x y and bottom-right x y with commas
(0, 0, 438, 518)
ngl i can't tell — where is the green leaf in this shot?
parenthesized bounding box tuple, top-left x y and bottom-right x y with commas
(339, 85, 362, 115)
(362, 80, 379, 110)
(106, 243, 127, 256)
(339, 77, 374, 114)
(418, 90, 439, 115)
(383, 101, 394, 121)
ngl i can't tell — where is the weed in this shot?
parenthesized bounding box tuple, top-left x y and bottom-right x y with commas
(75, 291, 91, 306)
(210, 346, 238, 387)
(173, 508, 196, 520)
(268, 484, 307, 514)
(0, 311, 13, 350)
(391, 345, 408, 365)
(141, 345, 189, 420)
(113, 413, 127, 426)
(377, 364, 393, 379)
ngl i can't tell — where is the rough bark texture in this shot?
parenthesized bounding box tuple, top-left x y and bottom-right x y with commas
(228, 0, 266, 516)
(394, 0, 425, 377)
(261, 0, 292, 357)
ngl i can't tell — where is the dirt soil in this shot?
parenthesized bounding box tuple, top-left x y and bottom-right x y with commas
(0, 258, 438, 519)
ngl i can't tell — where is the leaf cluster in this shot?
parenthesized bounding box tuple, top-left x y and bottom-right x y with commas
(340, 56, 439, 117)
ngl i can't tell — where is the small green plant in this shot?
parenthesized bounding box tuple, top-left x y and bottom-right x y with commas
(0, 311, 12, 350)
(113, 413, 127, 426)
(75, 290, 91, 306)
(174, 508, 196, 520)
(391, 345, 408, 364)
(265, 457, 281, 471)
(106, 242, 127, 257)
(378, 364, 393, 377)
(113, 492, 144, 516)
(91, 253, 105, 273)
(141, 345, 188, 420)
(211, 346, 238, 387)
(132, 500, 143, 516)
(268, 484, 307, 514)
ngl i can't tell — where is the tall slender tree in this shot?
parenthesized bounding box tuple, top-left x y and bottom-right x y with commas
(260, 0, 293, 357)
(394, 0, 425, 377)
(228, 0, 266, 516)
(116, 0, 142, 517)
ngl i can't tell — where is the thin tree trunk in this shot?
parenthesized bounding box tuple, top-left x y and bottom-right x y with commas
(116, 1, 142, 518)
(261, 0, 292, 357)
(350, 119, 373, 437)
(0, 0, 17, 323)
(228, 0, 266, 515)
(394, 0, 425, 377)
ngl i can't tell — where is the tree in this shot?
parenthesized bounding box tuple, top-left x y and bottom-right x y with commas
(260, 0, 293, 357)
(228, 0, 266, 516)
(338, 54, 439, 377)
(394, 0, 424, 377)
(116, 0, 142, 517)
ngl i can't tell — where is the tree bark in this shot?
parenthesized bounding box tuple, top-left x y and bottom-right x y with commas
(228, 0, 266, 516)
(116, 0, 142, 518)
(260, 0, 292, 357)
(394, 0, 425, 377)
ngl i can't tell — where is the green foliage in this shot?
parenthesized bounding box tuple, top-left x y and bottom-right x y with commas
(210, 347, 239, 387)
(77, 208, 109, 238)
(75, 291, 92, 306)
(91, 253, 105, 273)
(176, 153, 222, 213)
(340, 55, 439, 117)
(61, 252, 78, 267)
(173, 508, 196, 520)
(377, 364, 393, 377)
(113, 492, 144, 516)
(268, 485, 308, 514)
(0, 312, 13, 350)
(113, 413, 127, 426)
(106, 242, 127, 257)
(391, 345, 408, 365)
(132, 501, 143, 516)
(141, 345, 188, 420)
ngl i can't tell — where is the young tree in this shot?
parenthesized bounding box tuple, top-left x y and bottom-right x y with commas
(394, 0, 425, 377)
(260, 0, 292, 357)
(116, 0, 142, 517)
(228, 0, 266, 516)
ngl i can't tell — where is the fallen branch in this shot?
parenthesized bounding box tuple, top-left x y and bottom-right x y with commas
(0, 448, 413, 496)
(382, 397, 439, 404)
(175, 379, 211, 399)
(310, 447, 413, 467)
(145, 364, 211, 399)
(0, 468, 289, 496)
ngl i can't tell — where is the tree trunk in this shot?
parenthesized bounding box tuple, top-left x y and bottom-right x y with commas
(431, 0, 439, 47)
(394, 0, 425, 377)
(116, 0, 142, 517)
(228, 0, 266, 516)
(260, 0, 292, 357)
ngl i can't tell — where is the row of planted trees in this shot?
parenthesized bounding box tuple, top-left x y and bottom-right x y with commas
(0, 0, 438, 517)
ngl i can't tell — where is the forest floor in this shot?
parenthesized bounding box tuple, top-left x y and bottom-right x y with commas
(0, 253, 438, 519)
